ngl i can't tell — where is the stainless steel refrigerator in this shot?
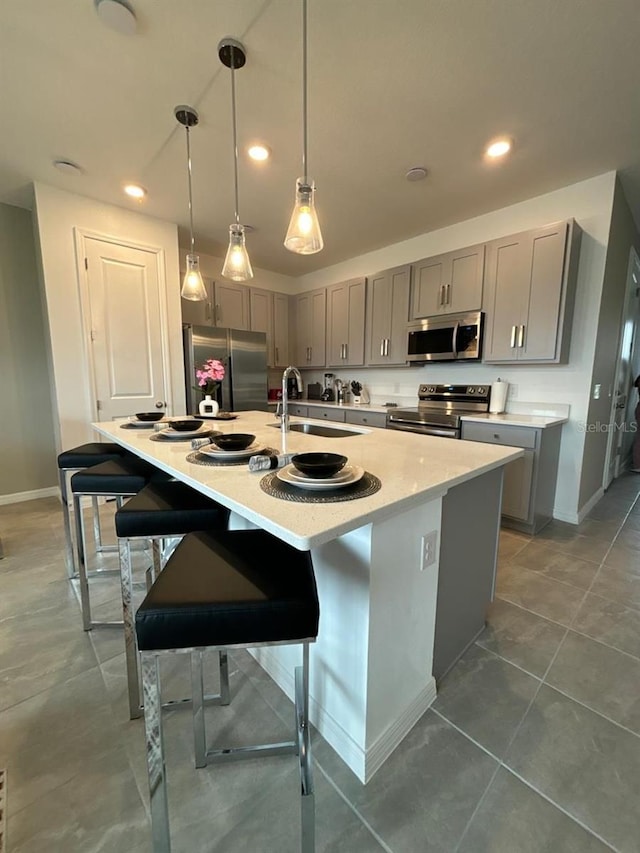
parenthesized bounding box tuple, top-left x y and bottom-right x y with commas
(183, 325, 268, 414)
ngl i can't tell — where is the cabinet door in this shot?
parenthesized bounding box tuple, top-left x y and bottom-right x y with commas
(181, 278, 214, 325)
(367, 265, 410, 365)
(309, 288, 326, 368)
(520, 223, 568, 361)
(327, 282, 349, 366)
(214, 281, 250, 330)
(249, 288, 274, 365)
(502, 450, 535, 521)
(482, 235, 528, 361)
(345, 278, 366, 366)
(295, 292, 312, 365)
(273, 293, 289, 368)
(411, 256, 447, 318)
(447, 244, 484, 314)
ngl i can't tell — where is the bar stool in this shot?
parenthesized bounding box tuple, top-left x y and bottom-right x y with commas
(115, 479, 230, 719)
(57, 443, 127, 577)
(71, 458, 157, 631)
(135, 529, 319, 853)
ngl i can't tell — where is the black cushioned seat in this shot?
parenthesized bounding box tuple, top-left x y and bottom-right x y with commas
(136, 529, 319, 652)
(71, 458, 157, 495)
(115, 481, 230, 539)
(57, 442, 127, 470)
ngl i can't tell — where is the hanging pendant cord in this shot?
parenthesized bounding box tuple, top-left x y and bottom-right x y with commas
(185, 126, 195, 254)
(302, 0, 308, 183)
(231, 54, 241, 225)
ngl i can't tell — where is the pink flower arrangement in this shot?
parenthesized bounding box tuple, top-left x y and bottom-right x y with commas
(196, 358, 225, 395)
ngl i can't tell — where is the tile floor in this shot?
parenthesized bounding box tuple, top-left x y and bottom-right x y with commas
(1, 476, 640, 852)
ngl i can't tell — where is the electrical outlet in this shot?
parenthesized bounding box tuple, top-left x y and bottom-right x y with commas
(421, 531, 438, 570)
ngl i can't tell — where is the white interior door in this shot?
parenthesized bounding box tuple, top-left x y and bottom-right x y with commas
(85, 237, 167, 420)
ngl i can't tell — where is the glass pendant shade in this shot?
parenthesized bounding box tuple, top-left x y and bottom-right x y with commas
(181, 253, 207, 301)
(284, 178, 324, 254)
(222, 225, 253, 281)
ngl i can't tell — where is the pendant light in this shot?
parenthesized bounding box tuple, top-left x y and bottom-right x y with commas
(284, 0, 323, 255)
(219, 38, 253, 282)
(175, 105, 208, 301)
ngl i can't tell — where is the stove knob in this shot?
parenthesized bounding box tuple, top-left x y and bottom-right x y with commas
(477, 386, 486, 395)
(428, 386, 435, 393)
(467, 386, 475, 394)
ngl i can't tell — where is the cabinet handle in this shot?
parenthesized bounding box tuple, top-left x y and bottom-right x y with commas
(385, 338, 389, 357)
(205, 302, 211, 321)
(510, 325, 517, 348)
(308, 347, 312, 362)
(275, 346, 279, 363)
(517, 324, 525, 348)
(344, 343, 348, 360)
(380, 338, 385, 356)
(215, 304, 221, 324)
(446, 283, 450, 305)
(439, 285, 444, 306)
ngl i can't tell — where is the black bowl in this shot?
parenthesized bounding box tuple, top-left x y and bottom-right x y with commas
(291, 452, 347, 479)
(211, 433, 256, 451)
(135, 412, 164, 422)
(169, 419, 203, 432)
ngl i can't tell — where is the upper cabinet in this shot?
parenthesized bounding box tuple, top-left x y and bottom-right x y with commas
(410, 244, 485, 319)
(482, 220, 581, 363)
(326, 277, 366, 367)
(366, 265, 411, 365)
(294, 287, 326, 368)
(180, 278, 249, 330)
(249, 287, 290, 368)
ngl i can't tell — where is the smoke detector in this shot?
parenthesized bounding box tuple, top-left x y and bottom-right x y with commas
(405, 167, 428, 182)
(95, 0, 138, 35)
(53, 159, 83, 175)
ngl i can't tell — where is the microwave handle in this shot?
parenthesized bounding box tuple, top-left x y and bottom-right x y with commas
(452, 322, 459, 358)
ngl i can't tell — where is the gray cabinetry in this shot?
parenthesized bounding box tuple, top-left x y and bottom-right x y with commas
(295, 288, 326, 368)
(249, 288, 289, 368)
(461, 420, 563, 534)
(214, 281, 250, 330)
(345, 409, 387, 428)
(307, 406, 346, 422)
(411, 244, 484, 319)
(289, 404, 308, 418)
(366, 265, 411, 365)
(327, 277, 366, 367)
(181, 277, 215, 326)
(482, 219, 581, 363)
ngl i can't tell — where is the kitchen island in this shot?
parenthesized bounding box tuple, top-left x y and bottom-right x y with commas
(94, 411, 522, 782)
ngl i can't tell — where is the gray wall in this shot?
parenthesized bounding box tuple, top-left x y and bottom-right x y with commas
(0, 203, 57, 498)
(578, 179, 640, 508)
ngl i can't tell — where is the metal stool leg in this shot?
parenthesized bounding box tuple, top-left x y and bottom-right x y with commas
(191, 650, 206, 769)
(120, 537, 142, 720)
(59, 468, 76, 579)
(74, 494, 92, 631)
(297, 643, 315, 853)
(142, 652, 171, 853)
(92, 496, 103, 549)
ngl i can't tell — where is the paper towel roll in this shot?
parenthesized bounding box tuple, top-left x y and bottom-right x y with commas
(489, 380, 509, 414)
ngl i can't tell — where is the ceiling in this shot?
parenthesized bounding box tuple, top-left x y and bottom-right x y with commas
(2, 0, 640, 277)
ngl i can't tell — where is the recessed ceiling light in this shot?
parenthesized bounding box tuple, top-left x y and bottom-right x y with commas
(405, 166, 428, 182)
(485, 138, 512, 159)
(124, 184, 147, 200)
(95, 0, 137, 35)
(247, 144, 270, 162)
(53, 159, 83, 175)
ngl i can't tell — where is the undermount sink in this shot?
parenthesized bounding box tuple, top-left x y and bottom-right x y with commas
(267, 422, 367, 438)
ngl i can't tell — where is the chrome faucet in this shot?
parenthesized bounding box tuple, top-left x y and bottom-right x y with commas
(281, 365, 303, 447)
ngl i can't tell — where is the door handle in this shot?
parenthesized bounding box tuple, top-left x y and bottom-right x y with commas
(510, 325, 517, 348)
(517, 324, 525, 348)
(155, 401, 166, 409)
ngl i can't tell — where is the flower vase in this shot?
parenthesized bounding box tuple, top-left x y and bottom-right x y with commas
(198, 394, 219, 417)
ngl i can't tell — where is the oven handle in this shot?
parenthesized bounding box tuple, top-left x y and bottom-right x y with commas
(386, 421, 459, 438)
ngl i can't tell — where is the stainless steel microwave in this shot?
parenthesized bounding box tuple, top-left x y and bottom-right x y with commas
(406, 311, 484, 363)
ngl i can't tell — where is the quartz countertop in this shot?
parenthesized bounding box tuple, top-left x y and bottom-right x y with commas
(460, 413, 568, 428)
(299, 400, 394, 414)
(93, 411, 521, 550)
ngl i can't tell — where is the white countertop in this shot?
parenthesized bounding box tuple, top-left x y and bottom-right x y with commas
(460, 413, 568, 428)
(94, 411, 521, 550)
(296, 400, 392, 414)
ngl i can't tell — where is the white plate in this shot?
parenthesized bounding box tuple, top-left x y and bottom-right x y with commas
(156, 426, 207, 439)
(286, 464, 355, 485)
(277, 465, 364, 491)
(127, 416, 167, 428)
(199, 442, 262, 459)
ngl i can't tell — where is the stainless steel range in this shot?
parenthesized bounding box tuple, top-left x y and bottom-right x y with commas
(386, 383, 491, 439)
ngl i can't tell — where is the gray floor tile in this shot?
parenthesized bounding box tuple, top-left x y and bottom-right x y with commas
(573, 591, 640, 659)
(315, 709, 498, 852)
(545, 630, 640, 734)
(511, 540, 600, 590)
(477, 598, 566, 677)
(496, 563, 586, 626)
(591, 562, 640, 611)
(497, 531, 530, 563)
(600, 538, 640, 572)
(458, 767, 612, 853)
(433, 644, 539, 757)
(505, 684, 640, 853)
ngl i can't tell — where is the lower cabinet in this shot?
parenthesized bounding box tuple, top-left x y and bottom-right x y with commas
(345, 410, 387, 429)
(289, 404, 308, 418)
(307, 406, 346, 422)
(460, 421, 563, 534)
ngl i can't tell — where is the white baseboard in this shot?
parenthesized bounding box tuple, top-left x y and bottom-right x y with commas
(0, 486, 59, 506)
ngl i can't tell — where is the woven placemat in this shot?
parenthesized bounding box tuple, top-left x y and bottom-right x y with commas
(149, 429, 217, 443)
(186, 447, 279, 467)
(260, 471, 381, 503)
(119, 422, 157, 430)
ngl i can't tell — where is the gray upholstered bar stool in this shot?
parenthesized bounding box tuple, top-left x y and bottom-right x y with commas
(71, 458, 157, 631)
(135, 529, 319, 853)
(57, 443, 128, 577)
(115, 479, 231, 719)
